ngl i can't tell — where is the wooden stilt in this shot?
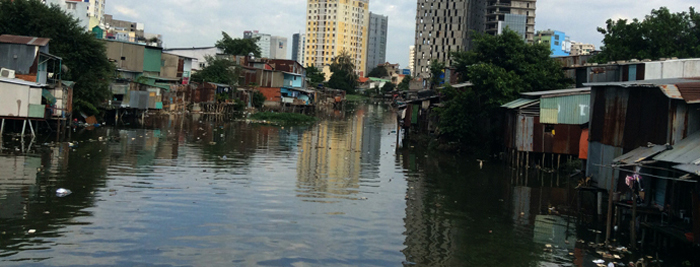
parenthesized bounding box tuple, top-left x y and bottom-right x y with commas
(631, 194, 637, 249)
(0, 118, 4, 135)
(517, 151, 521, 168)
(526, 152, 530, 169)
(21, 120, 27, 136)
(30, 120, 36, 137)
(542, 153, 546, 168)
(557, 154, 561, 170)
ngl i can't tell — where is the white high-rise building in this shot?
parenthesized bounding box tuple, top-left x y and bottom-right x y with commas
(244, 31, 272, 58)
(292, 33, 306, 66)
(86, 0, 106, 29)
(408, 46, 415, 76)
(270, 36, 288, 59)
(43, 0, 90, 29)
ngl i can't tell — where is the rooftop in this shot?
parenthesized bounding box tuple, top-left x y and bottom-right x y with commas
(0, 34, 50, 46)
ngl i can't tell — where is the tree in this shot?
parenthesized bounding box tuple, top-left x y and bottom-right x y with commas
(398, 74, 412, 91)
(439, 29, 572, 151)
(306, 65, 325, 86)
(215, 31, 261, 57)
(429, 60, 446, 89)
(190, 56, 239, 86)
(252, 91, 266, 109)
(451, 29, 571, 93)
(367, 66, 388, 78)
(593, 7, 700, 62)
(0, 0, 114, 115)
(327, 50, 358, 93)
(381, 82, 396, 92)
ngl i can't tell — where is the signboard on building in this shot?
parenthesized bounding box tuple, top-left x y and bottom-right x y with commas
(402, 69, 411, 75)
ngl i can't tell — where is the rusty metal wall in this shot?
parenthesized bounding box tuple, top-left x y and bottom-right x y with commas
(589, 86, 629, 147)
(515, 114, 534, 152)
(621, 88, 669, 152)
(670, 101, 700, 145)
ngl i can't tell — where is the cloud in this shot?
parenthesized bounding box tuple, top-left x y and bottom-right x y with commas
(113, 5, 140, 19)
(106, 0, 696, 70)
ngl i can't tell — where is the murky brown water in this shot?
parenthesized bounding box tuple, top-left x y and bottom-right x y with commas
(0, 104, 692, 266)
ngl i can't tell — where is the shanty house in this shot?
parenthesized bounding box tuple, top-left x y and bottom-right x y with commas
(502, 88, 591, 167)
(585, 78, 700, 190)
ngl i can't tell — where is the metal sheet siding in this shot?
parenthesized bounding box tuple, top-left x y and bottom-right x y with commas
(586, 141, 624, 191)
(622, 88, 669, 151)
(676, 83, 700, 104)
(516, 115, 534, 152)
(540, 94, 591, 125)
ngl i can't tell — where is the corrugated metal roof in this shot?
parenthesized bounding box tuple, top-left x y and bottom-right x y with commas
(673, 164, 700, 176)
(540, 94, 591, 124)
(501, 98, 539, 109)
(286, 87, 315, 94)
(0, 34, 50, 46)
(0, 77, 48, 87)
(653, 131, 700, 164)
(521, 87, 590, 97)
(583, 77, 700, 88)
(676, 82, 700, 104)
(613, 145, 670, 164)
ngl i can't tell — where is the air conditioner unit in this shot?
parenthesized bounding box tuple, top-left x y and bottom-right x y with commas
(0, 68, 15, 79)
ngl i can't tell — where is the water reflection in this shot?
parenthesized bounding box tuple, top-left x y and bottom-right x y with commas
(0, 104, 652, 267)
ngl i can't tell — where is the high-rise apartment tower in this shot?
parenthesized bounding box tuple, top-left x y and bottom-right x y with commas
(365, 12, 388, 75)
(304, 0, 370, 75)
(413, 0, 536, 80)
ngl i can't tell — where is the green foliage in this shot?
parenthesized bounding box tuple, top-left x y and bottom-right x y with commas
(441, 29, 572, 151)
(345, 94, 369, 102)
(233, 99, 245, 111)
(305, 65, 325, 86)
(429, 61, 446, 88)
(451, 29, 571, 93)
(250, 112, 316, 124)
(190, 56, 239, 86)
(398, 74, 412, 91)
(327, 50, 358, 93)
(252, 91, 266, 109)
(0, 0, 114, 116)
(215, 31, 261, 57)
(593, 7, 700, 62)
(367, 66, 388, 78)
(381, 82, 396, 92)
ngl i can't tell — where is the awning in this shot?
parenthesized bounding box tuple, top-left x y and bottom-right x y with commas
(42, 89, 56, 105)
(613, 145, 670, 165)
(673, 164, 700, 176)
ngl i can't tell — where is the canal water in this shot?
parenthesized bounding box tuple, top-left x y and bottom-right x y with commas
(0, 103, 682, 266)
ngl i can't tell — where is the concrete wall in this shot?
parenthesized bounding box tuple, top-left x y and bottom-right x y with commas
(104, 40, 144, 72)
(163, 47, 221, 71)
(160, 53, 179, 79)
(644, 59, 700, 80)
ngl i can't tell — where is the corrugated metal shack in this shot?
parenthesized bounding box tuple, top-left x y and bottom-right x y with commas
(502, 88, 591, 168)
(556, 57, 700, 88)
(585, 78, 700, 191)
(398, 89, 442, 136)
(610, 131, 700, 247)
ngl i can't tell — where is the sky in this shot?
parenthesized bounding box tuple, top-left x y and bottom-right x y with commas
(106, 0, 696, 69)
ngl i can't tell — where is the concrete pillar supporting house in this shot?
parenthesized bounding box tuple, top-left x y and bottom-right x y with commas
(21, 120, 27, 136)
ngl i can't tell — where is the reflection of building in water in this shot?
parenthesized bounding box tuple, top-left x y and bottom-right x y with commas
(296, 108, 366, 198)
(360, 105, 384, 177)
(0, 145, 69, 219)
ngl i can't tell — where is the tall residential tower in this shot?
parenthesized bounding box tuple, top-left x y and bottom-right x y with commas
(413, 0, 536, 80)
(304, 0, 370, 75)
(365, 12, 388, 74)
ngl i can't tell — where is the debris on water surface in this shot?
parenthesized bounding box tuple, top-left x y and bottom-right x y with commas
(27, 229, 36, 234)
(56, 188, 72, 197)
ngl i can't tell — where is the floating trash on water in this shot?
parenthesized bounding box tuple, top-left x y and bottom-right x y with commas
(27, 229, 36, 234)
(592, 259, 605, 264)
(56, 188, 72, 197)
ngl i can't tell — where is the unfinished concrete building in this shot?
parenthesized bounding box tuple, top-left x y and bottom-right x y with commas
(413, 0, 536, 82)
